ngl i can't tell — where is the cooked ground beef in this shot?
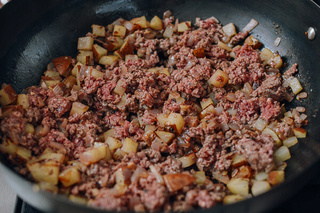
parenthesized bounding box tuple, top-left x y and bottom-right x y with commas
(0, 12, 307, 212)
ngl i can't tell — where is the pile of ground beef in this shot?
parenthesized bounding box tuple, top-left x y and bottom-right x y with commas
(0, 11, 307, 212)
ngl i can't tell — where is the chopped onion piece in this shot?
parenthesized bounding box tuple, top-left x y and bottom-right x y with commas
(274, 37, 281, 47)
(149, 165, 164, 184)
(274, 146, 291, 163)
(283, 136, 298, 147)
(241, 19, 258, 32)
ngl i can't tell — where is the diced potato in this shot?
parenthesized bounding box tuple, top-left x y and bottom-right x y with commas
(99, 55, 119, 66)
(223, 195, 245, 204)
(200, 98, 213, 110)
(16, 146, 32, 161)
(122, 137, 138, 154)
(52, 56, 72, 77)
(44, 70, 61, 79)
(226, 178, 249, 196)
(38, 152, 65, 164)
(163, 173, 196, 192)
(178, 152, 197, 168)
(222, 23, 237, 37)
(115, 37, 135, 59)
(255, 172, 269, 181)
(91, 24, 106, 37)
(159, 68, 170, 76)
(93, 44, 108, 61)
(70, 102, 89, 116)
(37, 182, 58, 193)
(91, 69, 105, 79)
(193, 48, 205, 58)
(194, 171, 206, 185)
(208, 69, 229, 88)
(77, 37, 94, 50)
(79, 145, 108, 166)
(71, 62, 82, 77)
(63, 75, 77, 90)
(113, 148, 126, 161)
(163, 24, 175, 38)
(155, 130, 175, 144)
(131, 16, 147, 28)
(59, 167, 81, 187)
(125, 54, 138, 63)
(262, 127, 282, 147)
(0, 84, 17, 106)
(116, 93, 126, 109)
(0, 139, 17, 155)
(25, 123, 35, 134)
(289, 77, 303, 95)
(244, 35, 262, 49)
(231, 154, 248, 167)
(104, 37, 124, 51)
(267, 170, 284, 185)
(43, 78, 61, 88)
(217, 41, 233, 52)
(253, 118, 267, 131)
(267, 54, 283, 69)
(106, 136, 122, 151)
(103, 129, 115, 140)
(69, 195, 87, 205)
(113, 25, 127, 38)
(212, 171, 230, 184)
(178, 22, 190, 33)
(274, 146, 291, 163)
(168, 92, 185, 104)
(233, 165, 252, 179)
(77, 50, 94, 66)
(293, 127, 307, 138)
(200, 104, 215, 119)
(260, 48, 273, 65)
(251, 180, 271, 196)
(114, 79, 126, 95)
(157, 113, 169, 127)
(150, 15, 163, 30)
(283, 136, 298, 147)
(167, 113, 185, 135)
(27, 160, 60, 185)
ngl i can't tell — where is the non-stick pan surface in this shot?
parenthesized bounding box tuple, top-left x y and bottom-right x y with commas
(0, 0, 320, 212)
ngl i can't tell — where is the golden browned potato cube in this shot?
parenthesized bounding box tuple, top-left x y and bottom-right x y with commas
(260, 48, 273, 65)
(113, 148, 126, 161)
(274, 146, 291, 163)
(102, 129, 115, 140)
(117, 37, 135, 59)
(93, 44, 108, 61)
(38, 152, 65, 164)
(70, 102, 89, 116)
(91, 24, 106, 37)
(77, 37, 94, 50)
(79, 145, 108, 166)
(106, 136, 122, 151)
(0, 84, 17, 106)
(113, 25, 127, 38)
(178, 22, 190, 33)
(17, 94, 29, 109)
(44, 70, 61, 79)
(16, 146, 32, 161)
(231, 154, 248, 167)
(25, 123, 35, 135)
(253, 118, 267, 131)
(131, 16, 148, 28)
(168, 92, 185, 104)
(52, 56, 72, 77)
(125, 54, 138, 63)
(157, 113, 169, 127)
(59, 166, 81, 187)
(163, 173, 196, 192)
(208, 69, 229, 88)
(159, 68, 170, 76)
(226, 178, 249, 196)
(193, 48, 206, 58)
(0, 105, 23, 119)
(155, 130, 175, 144)
(244, 35, 262, 49)
(99, 55, 119, 66)
(167, 113, 185, 135)
(267, 171, 284, 186)
(262, 127, 282, 147)
(150, 15, 163, 30)
(27, 160, 60, 185)
(122, 137, 138, 153)
(105, 37, 124, 51)
(63, 75, 77, 90)
(114, 79, 126, 96)
(163, 24, 175, 38)
(194, 171, 206, 185)
(223, 195, 245, 205)
(200, 104, 215, 119)
(77, 50, 94, 66)
(0, 139, 17, 155)
(293, 127, 307, 138)
(267, 54, 283, 69)
(200, 98, 213, 110)
(71, 62, 83, 77)
(178, 152, 197, 168)
(116, 94, 126, 109)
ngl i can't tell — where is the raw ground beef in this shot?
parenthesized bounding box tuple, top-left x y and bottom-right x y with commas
(0, 12, 308, 212)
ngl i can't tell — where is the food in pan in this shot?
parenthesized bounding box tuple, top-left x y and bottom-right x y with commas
(0, 11, 308, 212)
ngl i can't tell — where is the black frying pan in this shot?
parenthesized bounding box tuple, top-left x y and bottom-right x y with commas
(1, 0, 320, 212)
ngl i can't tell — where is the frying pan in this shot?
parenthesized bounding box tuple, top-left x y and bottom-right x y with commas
(0, 0, 320, 212)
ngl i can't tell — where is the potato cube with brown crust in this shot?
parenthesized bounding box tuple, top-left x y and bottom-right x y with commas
(0, 84, 17, 106)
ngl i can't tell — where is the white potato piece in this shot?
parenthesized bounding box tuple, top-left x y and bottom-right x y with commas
(114, 79, 126, 95)
(91, 69, 105, 79)
(106, 136, 122, 151)
(77, 37, 94, 50)
(70, 102, 89, 116)
(113, 25, 127, 38)
(194, 171, 206, 185)
(251, 181, 271, 196)
(93, 44, 108, 60)
(223, 23, 237, 37)
(231, 154, 248, 167)
(77, 50, 94, 66)
(17, 94, 29, 109)
(227, 178, 249, 196)
(150, 15, 163, 30)
(267, 171, 284, 186)
(167, 112, 185, 135)
(274, 146, 291, 163)
(0, 84, 17, 106)
(178, 152, 197, 168)
(283, 136, 298, 147)
(27, 160, 60, 185)
(262, 127, 282, 147)
(122, 137, 138, 154)
(260, 48, 273, 65)
(208, 69, 229, 88)
(178, 22, 190, 33)
(79, 145, 108, 166)
(253, 118, 267, 131)
(131, 16, 148, 28)
(255, 172, 269, 181)
(155, 130, 175, 144)
(99, 55, 119, 66)
(91, 24, 106, 37)
(200, 98, 213, 110)
(293, 127, 307, 138)
(223, 194, 245, 205)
